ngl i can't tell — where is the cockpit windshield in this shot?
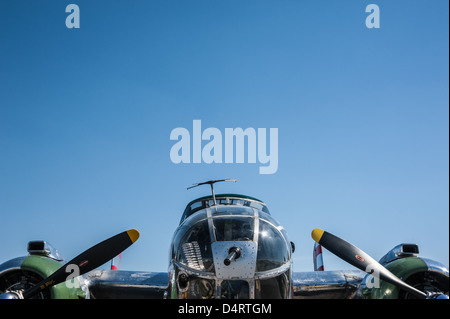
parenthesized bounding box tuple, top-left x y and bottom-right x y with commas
(213, 217, 254, 242)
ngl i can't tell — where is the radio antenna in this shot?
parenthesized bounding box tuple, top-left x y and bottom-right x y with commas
(187, 179, 237, 206)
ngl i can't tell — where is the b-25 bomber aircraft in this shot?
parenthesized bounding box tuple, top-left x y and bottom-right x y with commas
(0, 180, 448, 299)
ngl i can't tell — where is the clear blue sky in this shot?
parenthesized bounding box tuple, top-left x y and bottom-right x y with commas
(0, 0, 448, 273)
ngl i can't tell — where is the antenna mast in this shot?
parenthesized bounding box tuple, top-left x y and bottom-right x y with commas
(187, 179, 237, 206)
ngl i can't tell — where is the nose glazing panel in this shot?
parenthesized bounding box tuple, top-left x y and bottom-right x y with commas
(211, 241, 258, 279)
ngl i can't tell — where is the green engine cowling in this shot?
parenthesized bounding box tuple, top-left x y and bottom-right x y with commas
(0, 242, 88, 299)
(360, 247, 449, 299)
(21, 255, 87, 299)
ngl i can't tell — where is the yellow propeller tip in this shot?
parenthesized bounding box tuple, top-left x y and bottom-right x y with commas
(126, 229, 140, 243)
(311, 228, 324, 243)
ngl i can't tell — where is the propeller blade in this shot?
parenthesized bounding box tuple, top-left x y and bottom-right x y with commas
(311, 228, 427, 299)
(22, 229, 139, 299)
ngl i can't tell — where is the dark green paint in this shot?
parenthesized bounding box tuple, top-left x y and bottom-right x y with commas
(361, 257, 428, 299)
(21, 255, 86, 299)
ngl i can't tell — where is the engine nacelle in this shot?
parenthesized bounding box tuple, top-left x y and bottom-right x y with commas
(359, 244, 449, 299)
(0, 242, 88, 299)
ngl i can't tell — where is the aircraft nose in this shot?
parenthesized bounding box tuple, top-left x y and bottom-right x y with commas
(171, 205, 292, 298)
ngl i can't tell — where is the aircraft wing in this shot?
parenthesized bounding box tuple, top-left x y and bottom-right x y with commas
(84, 270, 169, 299)
(83, 269, 366, 299)
(292, 270, 366, 299)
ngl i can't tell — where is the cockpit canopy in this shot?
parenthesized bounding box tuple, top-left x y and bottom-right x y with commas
(180, 194, 270, 224)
